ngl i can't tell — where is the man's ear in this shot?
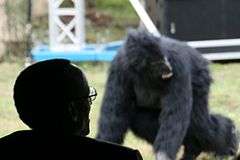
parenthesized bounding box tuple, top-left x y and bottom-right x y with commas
(68, 102, 78, 122)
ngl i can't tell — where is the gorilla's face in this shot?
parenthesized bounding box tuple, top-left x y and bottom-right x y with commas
(149, 56, 173, 80)
(127, 50, 173, 81)
(125, 31, 173, 81)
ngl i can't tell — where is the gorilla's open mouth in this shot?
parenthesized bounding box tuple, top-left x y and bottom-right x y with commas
(162, 72, 173, 79)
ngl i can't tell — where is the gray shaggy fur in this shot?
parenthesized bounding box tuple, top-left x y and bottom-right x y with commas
(97, 30, 238, 160)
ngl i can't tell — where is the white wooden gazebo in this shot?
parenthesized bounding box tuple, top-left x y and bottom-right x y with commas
(48, 0, 85, 51)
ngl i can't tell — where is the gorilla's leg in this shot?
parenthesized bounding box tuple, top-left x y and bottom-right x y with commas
(183, 114, 238, 159)
(181, 128, 202, 160)
(188, 67, 214, 149)
(208, 114, 238, 156)
(180, 74, 215, 160)
(186, 69, 238, 158)
(181, 145, 201, 160)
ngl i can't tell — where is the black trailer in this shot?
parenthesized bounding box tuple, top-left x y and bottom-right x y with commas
(142, 0, 240, 60)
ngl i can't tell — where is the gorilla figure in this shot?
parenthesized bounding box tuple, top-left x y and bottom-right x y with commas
(97, 30, 238, 160)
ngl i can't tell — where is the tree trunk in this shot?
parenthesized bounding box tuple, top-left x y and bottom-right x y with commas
(144, 0, 164, 32)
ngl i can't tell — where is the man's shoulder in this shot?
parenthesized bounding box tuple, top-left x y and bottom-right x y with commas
(71, 136, 143, 160)
(83, 136, 138, 150)
(0, 131, 143, 160)
(0, 130, 27, 144)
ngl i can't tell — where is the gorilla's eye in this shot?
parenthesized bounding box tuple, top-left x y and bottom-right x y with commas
(150, 60, 165, 66)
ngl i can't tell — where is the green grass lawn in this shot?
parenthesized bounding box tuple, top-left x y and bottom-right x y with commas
(85, 0, 139, 43)
(0, 61, 240, 160)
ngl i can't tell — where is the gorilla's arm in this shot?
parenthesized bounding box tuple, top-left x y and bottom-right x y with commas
(97, 67, 134, 144)
(154, 62, 193, 160)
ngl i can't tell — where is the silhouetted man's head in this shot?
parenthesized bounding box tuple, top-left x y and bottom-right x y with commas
(13, 59, 96, 136)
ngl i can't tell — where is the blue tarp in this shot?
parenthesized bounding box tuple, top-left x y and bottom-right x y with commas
(31, 41, 123, 62)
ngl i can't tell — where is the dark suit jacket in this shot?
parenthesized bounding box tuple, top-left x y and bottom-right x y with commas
(0, 130, 143, 160)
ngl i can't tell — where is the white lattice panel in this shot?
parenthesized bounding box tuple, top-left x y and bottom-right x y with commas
(49, 0, 85, 51)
